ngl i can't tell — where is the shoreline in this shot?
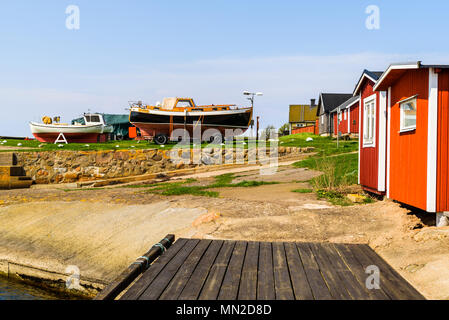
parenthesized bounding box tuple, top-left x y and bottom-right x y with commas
(0, 259, 106, 299)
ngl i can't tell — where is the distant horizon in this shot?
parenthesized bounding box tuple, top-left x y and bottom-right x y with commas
(2, 1, 449, 137)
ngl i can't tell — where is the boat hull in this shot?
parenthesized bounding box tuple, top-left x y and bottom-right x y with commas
(29, 122, 104, 143)
(130, 109, 252, 140)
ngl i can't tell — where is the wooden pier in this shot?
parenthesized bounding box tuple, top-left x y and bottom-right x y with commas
(98, 238, 425, 300)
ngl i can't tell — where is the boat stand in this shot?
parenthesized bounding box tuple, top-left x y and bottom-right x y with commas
(54, 133, 68, 144)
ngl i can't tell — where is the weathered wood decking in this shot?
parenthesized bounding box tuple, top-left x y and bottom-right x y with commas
(118, 239, 425, 300)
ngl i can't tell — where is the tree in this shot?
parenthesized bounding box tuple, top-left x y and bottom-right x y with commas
(278, 123, 290, 136)
(261, 125, 276, 140)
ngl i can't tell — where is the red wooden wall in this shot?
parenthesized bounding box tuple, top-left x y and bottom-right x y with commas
(291, 125, 316, 134)
(389, 69, 429, 211)
(349, 103, 359, 133)
(437, 70, 449, 212)
(359, 78, 379, 191)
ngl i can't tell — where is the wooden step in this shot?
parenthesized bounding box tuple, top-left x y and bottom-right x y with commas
(0, 166, 26, 177)
(0, 153, 17, 166)
(0, 177, 33, 190)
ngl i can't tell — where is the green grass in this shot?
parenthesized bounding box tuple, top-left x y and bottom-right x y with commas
(279, 133, 358, 156)
(294, 153, 359, 189)
(141, 173, 279, 197)
(292, 188, 313, 193)
(0, 137, 272, 152)
(148, 184, 219, 197)
(291, 143, 371, 206)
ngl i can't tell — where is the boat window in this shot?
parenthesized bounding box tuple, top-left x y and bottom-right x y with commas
(176, 100, 193, 108)
(90, 115, 101, 123)
(85, 115, 91, 122)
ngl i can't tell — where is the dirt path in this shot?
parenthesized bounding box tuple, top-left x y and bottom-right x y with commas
(0, 163, 448, 299)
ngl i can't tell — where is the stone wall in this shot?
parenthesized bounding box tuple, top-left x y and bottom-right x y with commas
(15, 146, 310, 184)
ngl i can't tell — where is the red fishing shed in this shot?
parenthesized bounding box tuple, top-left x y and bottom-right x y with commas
(331, 95, 360, 136)
(373, 62, 449, 225)
(354, 69, 387, 195)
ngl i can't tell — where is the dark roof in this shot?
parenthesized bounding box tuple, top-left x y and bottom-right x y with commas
(331, 95, 360, 113)
(366, 70, 384, 80)
(316, 93, 353, 115)
(353, 69, 384, 95)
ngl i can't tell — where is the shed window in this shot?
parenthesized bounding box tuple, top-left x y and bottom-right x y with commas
(344, 109, 347, 120)
(363, 97, 376, 147)
(400, 97, 417, 132)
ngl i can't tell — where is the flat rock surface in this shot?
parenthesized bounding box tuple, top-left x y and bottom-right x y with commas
(0, 163, 447, 299)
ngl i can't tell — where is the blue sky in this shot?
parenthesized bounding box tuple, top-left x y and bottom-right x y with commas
(1, 0, 449, 136)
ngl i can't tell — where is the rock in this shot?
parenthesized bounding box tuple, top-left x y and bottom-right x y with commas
(176, 161, 184, 170)
(346, 194, 366, 203)
(414, 227, 449, 242)
(403, 264, 425, 273)
(192, 212, 221, 227)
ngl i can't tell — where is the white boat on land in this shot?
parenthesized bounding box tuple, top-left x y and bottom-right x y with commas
(29, 113, 113, 143)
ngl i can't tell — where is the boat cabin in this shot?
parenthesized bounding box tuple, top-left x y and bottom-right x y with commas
(136, 97, 236, 112)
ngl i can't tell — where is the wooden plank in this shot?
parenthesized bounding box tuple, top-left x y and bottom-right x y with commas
(137, 239, 202, 300)
(320, 243, 369, 300)
(257, 242, 275, 300)
(218, 241, 247, 300)
(296, 243, 332, 300)
(308, 242, 351, 299)
(353, 244, 425, 300)
(272, 242, 294, 300)
(199, 241, 236, 300)
(158, 239, 213, 300)
(333, 243, 390, 300)
(120, 238, 190, 300)
(95, 234, 175, 300)
(238, 241, 260, 300)
(178, 240, 224, 300)
(284, 242, 314, 300)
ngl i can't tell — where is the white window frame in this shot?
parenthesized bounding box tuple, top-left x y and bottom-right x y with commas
(344, 109, 347, 120)
(399, 95, 418, 133)
(363, 94, 376, 148)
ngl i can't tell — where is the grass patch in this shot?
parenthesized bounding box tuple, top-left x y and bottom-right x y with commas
(149, 184, 219, 197)
(316, 189, 352, 206)
(0, 137, 273, 152)
(279, 133, 358, 157)
(292, 188, 313, 193)
(232, 180, 279, 187)
(209, 173, 235, 187)
(294, 153, 358, 189)
(292, 151, 370, 206)
(142, 173, 280, 198)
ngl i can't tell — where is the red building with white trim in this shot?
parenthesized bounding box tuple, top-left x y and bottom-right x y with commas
(359, 62, 449, 226)
(354, 70, 386, 195)
(330, 95, 360, 136)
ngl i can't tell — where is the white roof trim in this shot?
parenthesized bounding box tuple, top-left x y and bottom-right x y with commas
(353, 73, 378, 96)
(373, 62, 420, 91)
